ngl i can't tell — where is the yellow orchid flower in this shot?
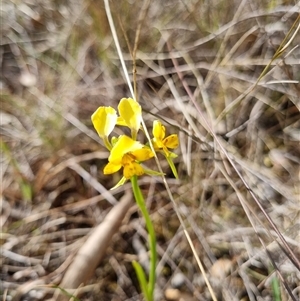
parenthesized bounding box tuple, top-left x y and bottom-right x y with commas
(91, 106, 117, 150)
(117, 98, 142, 140)
(152, 120, 179, 157)
(104, 135, 154, 180)
(152, 120, 179, 179)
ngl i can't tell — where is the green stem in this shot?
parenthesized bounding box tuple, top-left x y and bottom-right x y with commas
(131, 175, 156, 301)
(103, 136, 112, 150)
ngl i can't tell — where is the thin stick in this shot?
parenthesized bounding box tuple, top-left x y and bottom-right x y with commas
(132, 0, 151, 100)
(103, 0, 134, 98)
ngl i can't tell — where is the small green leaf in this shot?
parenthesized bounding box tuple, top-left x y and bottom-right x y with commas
(166, 156, 179, 179)
(110, 176, 127, 190)
(20, 181, 33, 202)
(51, 285, 81, 301)
(143, 168, 165, 177)
(132, 260, 151, 301)
(271, 274, 281, 301)
(167, 151, 178, 159)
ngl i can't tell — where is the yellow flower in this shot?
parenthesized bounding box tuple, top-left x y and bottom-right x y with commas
(152, 120, 179, 157)
(91, 106, 117, 149)
(117, 98, 142, 140)
(104, 135, 154, 179)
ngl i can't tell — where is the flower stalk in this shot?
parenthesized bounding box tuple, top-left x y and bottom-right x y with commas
(131, 175, 156, 300)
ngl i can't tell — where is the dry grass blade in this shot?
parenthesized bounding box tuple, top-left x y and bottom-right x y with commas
(54, 191, 132, 300)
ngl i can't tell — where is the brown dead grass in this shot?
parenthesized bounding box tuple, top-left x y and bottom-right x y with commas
(1, 0, 300, 300)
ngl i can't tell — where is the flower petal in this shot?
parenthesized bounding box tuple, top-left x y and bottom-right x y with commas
(152, 120, 165, 141)
(104, 161, 122, 175)
(91, 106, 117, 138)
(116, 116, 127, 127)
(109, 135, 143, 163)
(163, 134, 179, 149)
(132, 147, 154, 161)
(123, 162, 144, 179)
(118, 98, 142, 132)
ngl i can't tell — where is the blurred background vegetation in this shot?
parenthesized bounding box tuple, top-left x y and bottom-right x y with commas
(1, 0, 299, 300)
